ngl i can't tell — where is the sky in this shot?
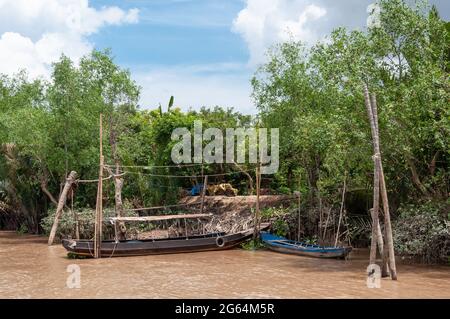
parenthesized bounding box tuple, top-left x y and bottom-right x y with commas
(0, 0, 448, 114)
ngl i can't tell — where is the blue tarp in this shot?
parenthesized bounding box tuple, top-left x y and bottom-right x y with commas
(190, 183, 204, 196)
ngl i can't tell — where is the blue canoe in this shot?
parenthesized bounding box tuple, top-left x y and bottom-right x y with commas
(261, 232, 352, 259)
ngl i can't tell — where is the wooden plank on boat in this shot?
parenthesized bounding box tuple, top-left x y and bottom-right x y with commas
(110, 213, 213, 222)
(269, 240, 306, 248)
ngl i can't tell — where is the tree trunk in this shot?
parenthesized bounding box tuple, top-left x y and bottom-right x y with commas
(429, 151, 439, 176)
(407, 157, 430, 196)
(39, 170, 58, 206)
(109, 116, 127, 240)
(48, 171, 77, 245)
(232, 161, 253, 194)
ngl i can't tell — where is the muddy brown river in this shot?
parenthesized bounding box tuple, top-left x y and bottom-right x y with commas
(0, 231, 449, 298)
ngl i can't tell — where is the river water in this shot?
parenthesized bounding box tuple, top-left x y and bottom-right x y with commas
(0, 231, 449, 298)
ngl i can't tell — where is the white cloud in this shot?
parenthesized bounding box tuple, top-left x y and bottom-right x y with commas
(134, 63, 256, 114)
(232, 0, 326, 65)
(0, 0, 139, 78)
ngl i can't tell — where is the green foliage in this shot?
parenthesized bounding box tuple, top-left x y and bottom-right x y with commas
(261, 206, 292, 237)
(241, 239, 265, 250)
(17, 224, 28, 235)
(67, 252, 89, 259)
(0, 50, 141, 230)
(393, 200, 450, 263)
(271, 219, 290, 237)
(302, 236, 318, 245)
(253, 0, 448, 200)
(0, 47, 255, 232)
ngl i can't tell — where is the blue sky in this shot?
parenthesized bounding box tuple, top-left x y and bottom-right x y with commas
(89, 0, 249, 66)
(88, 0, 254, 113)
(0, 0, 448, 114)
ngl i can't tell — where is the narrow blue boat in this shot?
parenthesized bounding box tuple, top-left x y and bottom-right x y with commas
(261, 232, 352, 259)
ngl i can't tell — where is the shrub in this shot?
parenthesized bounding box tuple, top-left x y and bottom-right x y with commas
(393, 201, 450, 263)
(261, 206, 294, 237)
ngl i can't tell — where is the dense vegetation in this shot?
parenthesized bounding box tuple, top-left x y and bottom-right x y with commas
(0, 0, 448, 262)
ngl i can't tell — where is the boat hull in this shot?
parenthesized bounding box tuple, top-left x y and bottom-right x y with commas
(62, 224, 269, 258)
(261, 232, 352, 259)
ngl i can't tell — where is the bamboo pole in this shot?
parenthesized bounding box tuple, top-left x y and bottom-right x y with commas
(363, 84, 381, 265)
(376, 218, 384, 257)
(334, 175, 347, 247)
(48, 171, 77, 245)
(322, 207, 332, 243)
(94, 183, 99, 257)
(253, 165, 261, 240)
(370, 93, 389, 277)
(94, 114, 104, 259)
(71, 189, 80, 240)
(318, 195, 323, 243)
(297, 188, 301, 242)
(370, 93, 397, 280)
(199, 175, 208, 215)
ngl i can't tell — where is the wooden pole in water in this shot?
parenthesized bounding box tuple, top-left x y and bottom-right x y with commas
(370, 93, 388, 277)
(376, 217, 385, 257)
(94, 114, 104, 259)
(363, 84, 381, 266)
(48, 171, 77, 245)
(370, 93, 397, 280)
(297, 180, 301, 242)
(71, 188, 80, 240)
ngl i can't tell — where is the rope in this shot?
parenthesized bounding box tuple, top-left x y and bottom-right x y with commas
(87, 240, 95, 258)
(105, 163, 204, 169)
(109, 241, 118, 258)
(76, 172, 126, 183)
(120, 170, 253, 178)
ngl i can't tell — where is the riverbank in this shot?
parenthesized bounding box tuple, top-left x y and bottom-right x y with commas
(0, 231, 449, 298)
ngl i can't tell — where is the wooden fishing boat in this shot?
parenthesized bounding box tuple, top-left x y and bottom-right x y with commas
(261, 232, 352, 259)
(62, 221, 270, 258)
